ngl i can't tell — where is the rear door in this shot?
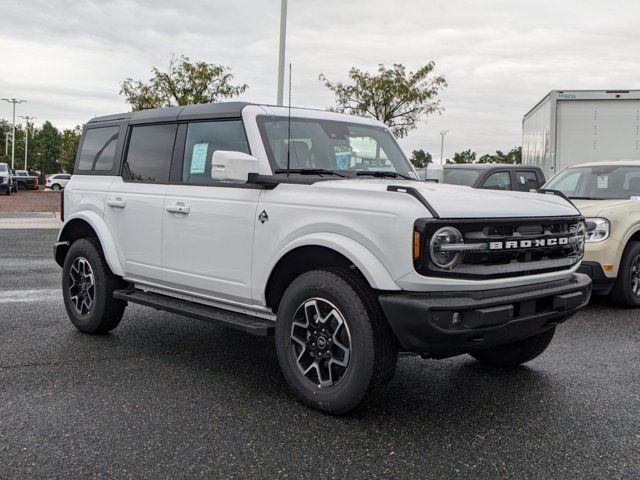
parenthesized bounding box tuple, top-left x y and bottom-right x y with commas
(161, 119, 261, 305)
(104, 123, 177, 283)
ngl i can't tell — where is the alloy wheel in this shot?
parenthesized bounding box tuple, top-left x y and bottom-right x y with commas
(289, 298, 352, 387)
(631, 255, 640, 297)
(68, 257, 95, 315)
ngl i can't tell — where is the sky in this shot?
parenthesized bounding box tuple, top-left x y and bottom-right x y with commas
(1, 0, 640, 159)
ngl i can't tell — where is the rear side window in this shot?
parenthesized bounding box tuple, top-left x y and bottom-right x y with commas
(125, 124, 177, 183)
(77, 127, 120, 172)
(182, 120, 249, 185)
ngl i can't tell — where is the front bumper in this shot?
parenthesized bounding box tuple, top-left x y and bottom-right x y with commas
(379, 273, 591, 357)
(577, 261, 616, 294)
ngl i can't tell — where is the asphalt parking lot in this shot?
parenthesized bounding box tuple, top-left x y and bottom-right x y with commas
(0, 229, 638, 479)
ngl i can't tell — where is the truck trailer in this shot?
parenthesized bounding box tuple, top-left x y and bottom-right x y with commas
(522, 90, 640, 179)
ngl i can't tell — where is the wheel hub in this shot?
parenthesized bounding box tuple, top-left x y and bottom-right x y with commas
(68, 257, 95, 315)
(289, 298, 351, 387)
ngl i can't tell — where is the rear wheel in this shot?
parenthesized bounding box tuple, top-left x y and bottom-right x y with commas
(5, 185, 10, 196)
(609, 241, 640, 307)
(469, 327, 556, 366)
(275, 269, 397, 415)
(62, 238, 127, 334)
(51, 183, 61, 191)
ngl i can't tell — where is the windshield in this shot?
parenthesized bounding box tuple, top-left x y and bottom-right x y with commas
(257, 117, 414, 176)
(443, 168, 481, 186)
(0, 164, 7, 173)
(545, 165, 640, 199)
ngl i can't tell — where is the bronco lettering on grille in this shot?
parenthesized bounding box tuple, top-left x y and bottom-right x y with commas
(489, 237, 570, 250)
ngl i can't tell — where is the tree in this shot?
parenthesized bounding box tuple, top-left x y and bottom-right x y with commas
(410, 149, 432, 168)
(120, 55, 248, 111)
(320, 63, 447, 138)
(448, 149, 476, 164)
(477, 147, 522, 164)
(32, 121, 61, 177)
(59, 126, 82, 173)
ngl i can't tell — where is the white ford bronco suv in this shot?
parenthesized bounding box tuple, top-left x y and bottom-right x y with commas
(55, 102, 591, 414)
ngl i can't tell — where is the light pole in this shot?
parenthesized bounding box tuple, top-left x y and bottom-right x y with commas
(4, 131, 10, 157)
(276, 0, 288, 106)
(2, 98, 27, 169)
(19, 116, 36, 171)
(439, 130, 449, 165)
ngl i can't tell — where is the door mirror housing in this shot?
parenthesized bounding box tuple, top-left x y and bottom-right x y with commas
(211, 151, 261, 183)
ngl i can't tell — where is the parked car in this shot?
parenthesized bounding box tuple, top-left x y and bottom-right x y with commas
(45, 173, 71, 190)
(438, 164, 546, 191)
(0, 162, 13, 195)
(54, 102, 590, 414)
(544, 160, 640, 306)
(11, 169, 39, 190)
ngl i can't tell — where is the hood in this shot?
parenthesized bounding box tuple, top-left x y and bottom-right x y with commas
(572, 198, 636, 217)
(316, 179, 580, 218)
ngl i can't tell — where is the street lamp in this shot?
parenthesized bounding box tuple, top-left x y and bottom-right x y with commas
(4, 131, 11, 157)
(2, 98, 27, 169)
(19, 115, 36, 171)
(276, 0, 288, 106)
(439, 130, 449, 165)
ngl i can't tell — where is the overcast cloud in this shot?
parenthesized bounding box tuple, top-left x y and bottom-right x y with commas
(1, 0, 639, 158)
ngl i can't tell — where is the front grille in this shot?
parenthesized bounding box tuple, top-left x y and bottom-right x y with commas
(414, 216, 584, 279)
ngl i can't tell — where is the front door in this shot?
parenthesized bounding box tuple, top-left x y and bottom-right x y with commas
(104, 123, 177, 283)
(161, 119, 261, 305)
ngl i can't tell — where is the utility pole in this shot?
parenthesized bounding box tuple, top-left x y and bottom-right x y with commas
(2, 98, 27, 169)
(4, 131, 9, 157)
(19, 116, 36, 171)
(439, 130, 449, 165)
(276, 0, 288, 106)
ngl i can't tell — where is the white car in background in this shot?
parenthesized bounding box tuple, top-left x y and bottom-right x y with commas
(45, 173, 71, 190)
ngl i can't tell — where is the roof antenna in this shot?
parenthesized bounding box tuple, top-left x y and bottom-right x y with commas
(286, 63, 292, 179)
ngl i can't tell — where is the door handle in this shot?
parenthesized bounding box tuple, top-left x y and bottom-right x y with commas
(166, 203, 190, 214)
(107, 198, 126, 208)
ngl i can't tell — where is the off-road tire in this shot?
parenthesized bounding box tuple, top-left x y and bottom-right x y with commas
(275, 268, 397, 415)
(609, 241, 640, 307)
(62, 238, 127, 334)
(469, 327, 556, 366)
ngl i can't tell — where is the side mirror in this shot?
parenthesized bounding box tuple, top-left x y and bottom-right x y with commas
(211, 151, 260, 183)
(424, 163, 444, 183)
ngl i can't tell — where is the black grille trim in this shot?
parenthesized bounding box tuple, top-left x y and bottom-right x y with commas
(414, 216, 584, 280)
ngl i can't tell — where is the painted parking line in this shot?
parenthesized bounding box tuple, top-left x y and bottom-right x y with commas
(0, 289, 62, 304)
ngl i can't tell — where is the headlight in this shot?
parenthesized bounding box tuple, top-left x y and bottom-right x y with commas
(429, 227, 464, 269)
(585, 218, 610, 243)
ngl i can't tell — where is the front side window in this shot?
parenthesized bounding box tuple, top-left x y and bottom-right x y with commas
(257, 117, 413, 176)
(125, 124, 177, 183)
(182, 120, 249, 185)
(481, 171, 511, 190)
(0, 164, 7, 173)
(515, 170, 540, 191)
(545, 165, 640, 199)
(77, 126, 119, 172)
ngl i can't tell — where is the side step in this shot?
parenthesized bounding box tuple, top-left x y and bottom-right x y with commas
(113, 289, 274, 336)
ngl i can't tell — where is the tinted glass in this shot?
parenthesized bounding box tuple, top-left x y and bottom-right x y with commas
(78, 126, 119, 171)
(125, 124, 177, 183)
(515, 170, 540, 191)
(182, 120, 249, 184)
(0, 164, 7, 173)
(258, 117, 413, 175)
(443, 168, 481, 186)
(545, 165, 640, 199)
(482, 171, 511, 190)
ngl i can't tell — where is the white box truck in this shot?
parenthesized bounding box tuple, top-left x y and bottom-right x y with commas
(522, 90, 640, 179)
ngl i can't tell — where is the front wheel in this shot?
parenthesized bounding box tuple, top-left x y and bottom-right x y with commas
(275, 269, 397, 415)
(469, 327, 556, 367)
(62, 238, 127, 334)
(609, 241, 640, 307)
(51, 183, 61, 191)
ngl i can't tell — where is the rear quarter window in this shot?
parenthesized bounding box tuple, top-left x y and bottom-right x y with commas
(77, 127, 120, 172)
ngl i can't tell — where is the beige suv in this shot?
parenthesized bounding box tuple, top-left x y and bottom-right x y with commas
(545, 160, 640, 306)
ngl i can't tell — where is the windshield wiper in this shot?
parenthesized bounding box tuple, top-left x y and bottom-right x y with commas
(568, 196, 606, 200)
(355, 171, 414, 180)
(274, 168, 347, 178)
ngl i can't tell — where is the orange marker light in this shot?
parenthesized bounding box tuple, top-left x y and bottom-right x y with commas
(413, 231, 421, 260)
(603, 264, 614, 272)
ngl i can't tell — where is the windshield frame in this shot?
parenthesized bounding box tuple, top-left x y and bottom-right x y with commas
(256, 115, 416, 179)
(544, 164, 640, 200)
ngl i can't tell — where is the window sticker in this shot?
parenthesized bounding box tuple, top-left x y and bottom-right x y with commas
(336, 152, 350, 170)
(597, 175, 608, 189)
(190, 143, 208, 174)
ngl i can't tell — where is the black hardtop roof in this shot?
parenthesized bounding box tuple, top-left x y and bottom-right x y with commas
(87, 101, 256, 125)
(443, 163, 540, 170)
